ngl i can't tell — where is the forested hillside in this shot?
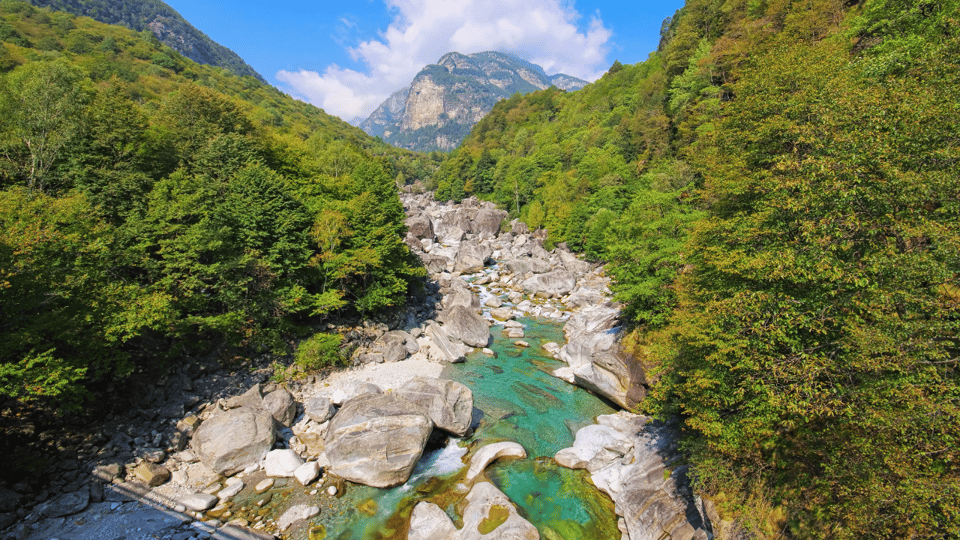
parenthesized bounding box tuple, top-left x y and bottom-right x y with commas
(24, 0, 265, 81)
(433, 0, 960, 537)
(0, 0, 435, 411)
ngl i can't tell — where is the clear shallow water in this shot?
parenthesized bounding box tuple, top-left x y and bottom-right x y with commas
(308, 317, 619, 540)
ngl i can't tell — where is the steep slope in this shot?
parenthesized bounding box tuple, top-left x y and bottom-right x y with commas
(24, 0, 265, 81)
(0, 2, 433, 412)
(432, 0, 960, 537)
(361, 51, 587, 152)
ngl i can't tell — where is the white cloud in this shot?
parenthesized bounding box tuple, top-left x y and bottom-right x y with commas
(277, 0, 612, 122)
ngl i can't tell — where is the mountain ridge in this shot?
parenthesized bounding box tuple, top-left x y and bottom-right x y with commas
(361, 51, 587, 152)
(23, 0, 265, 81)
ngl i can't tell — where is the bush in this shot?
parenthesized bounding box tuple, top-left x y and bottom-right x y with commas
(294, 333, 343, 371)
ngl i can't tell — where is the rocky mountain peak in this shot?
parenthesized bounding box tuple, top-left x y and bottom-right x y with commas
(361, 51, 588, 152)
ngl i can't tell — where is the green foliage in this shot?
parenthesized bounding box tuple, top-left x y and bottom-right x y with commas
(0, 3, 424, 410)
(648, 16, 960, 540)
(294, 333, 344, 371)
(436, 0, 960, 535)
(23, 0, 265, 81)
(0, 59, 91, 191)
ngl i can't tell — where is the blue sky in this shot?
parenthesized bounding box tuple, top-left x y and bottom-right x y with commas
(163, 0, 685, 122)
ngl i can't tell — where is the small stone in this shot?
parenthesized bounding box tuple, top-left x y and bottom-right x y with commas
(515, 340, 529, 348)
(254, 479, 274, 494)
(179, 493, 218, 512)
(137, 447, 166, 463)
(218, 478, 244, 499)
(263, 449, 303, 478)
(294, 462, 320, 486)
(133, 463, 170, 487)
(326, 486, 338, 497)
(276, 505, 320, 531)
(481, 348, 496, 357)
(92, 463, 124, 483)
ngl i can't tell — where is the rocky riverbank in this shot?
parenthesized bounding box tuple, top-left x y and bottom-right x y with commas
(2, 193, 713, 540)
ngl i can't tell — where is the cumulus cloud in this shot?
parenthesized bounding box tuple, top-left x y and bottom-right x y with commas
(277, 0, 612, 122)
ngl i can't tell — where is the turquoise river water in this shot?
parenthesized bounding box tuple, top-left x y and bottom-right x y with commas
(307, 317, 620, 539)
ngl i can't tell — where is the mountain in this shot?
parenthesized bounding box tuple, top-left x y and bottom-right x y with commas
(360, 51, 587, 152)
(23, 0, 265, 81)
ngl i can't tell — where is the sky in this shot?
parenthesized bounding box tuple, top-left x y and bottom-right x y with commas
(162, 0, 685, 123)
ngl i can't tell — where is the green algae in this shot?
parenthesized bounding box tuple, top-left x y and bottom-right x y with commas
(478, 504, 511, 534)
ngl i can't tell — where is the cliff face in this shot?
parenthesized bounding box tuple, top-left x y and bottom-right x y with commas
(25, 0, 265, 82)
(361, 51, 587, 152)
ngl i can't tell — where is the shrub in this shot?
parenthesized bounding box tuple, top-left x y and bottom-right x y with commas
(294, 333, 343, 371)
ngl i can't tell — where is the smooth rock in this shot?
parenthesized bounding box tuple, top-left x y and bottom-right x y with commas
(179, 493, 218, 512)
(276, 504, 320, 532)
(255, 479, 274, 494)
(408, 501, 458, 540)
(294, 461, 320, 486)
(218, 477, 244, 499)
(192, 407, 276, 476)
(329, 381, 382, 405)
(324, 393, 433, 487)
(263, 449, 304, 478)
(466, 442, 527, 481)
(459, 482, 539, 540)
(262, 388, 297, 427)
(440, 305, 491, 348)
(521, 269, 577, 298)
(395, 377, 474, 436)
(304, 396, 336, 424)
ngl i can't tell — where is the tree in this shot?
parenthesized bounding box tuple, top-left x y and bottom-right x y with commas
(0, 60, 91, 192)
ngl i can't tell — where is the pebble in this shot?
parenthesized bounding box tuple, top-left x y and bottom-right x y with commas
(254, 479, 274, 494)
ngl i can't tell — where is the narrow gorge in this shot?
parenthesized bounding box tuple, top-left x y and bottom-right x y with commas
(8, 194, 712, 540)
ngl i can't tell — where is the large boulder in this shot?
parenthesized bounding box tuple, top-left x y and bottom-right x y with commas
(409, 502, 458, 540)
(472, 208, 508, 238)
(558, 248, 593, 276)
(502, 258, 552, 276)
(434, 211, 471, 244)
(193, 407, 276, 475)
(324, 393, 434, 487)
(420, 253, 452, 274)
(521, 269, 577, 298)
(372, 330, 419, 363)
(262, 388, 297, 427)
(424, 323, 469, 363)
(454, 239, 493, 274)
(443, 283, 481, 311)
(395, 377, 474, 436)
(554, 304, 647, 410)
(458, 482, 540, 540)
(406, 215, 435, 240)
(555, 413, 709, 540)
(440, 305, 491, 348)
